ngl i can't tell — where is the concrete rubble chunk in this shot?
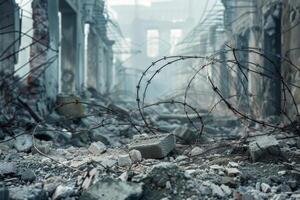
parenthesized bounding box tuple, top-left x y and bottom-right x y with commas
(173, 125, 198, 144)
(118, 154, 132, 167)
(210, 183, 225, 198)
(129, 149, 142, 163)
(56, 94, 85, 118)
(80, 177, 143, 200)
(9, 186, 47, 200)
(261, 183, 271, 193)
(0, 162, 17, 175)
(128, 133, 175, 159)
(249, 135, 281, 162)
(20, 169, 36, 182)
(88, 141, 106, 155)
(226, 168, 241, 177)
(14, 135, 33, 153)
(52, 185, 74, 200)
(221, 184, 232, 195)
(190, 147, 203, 156)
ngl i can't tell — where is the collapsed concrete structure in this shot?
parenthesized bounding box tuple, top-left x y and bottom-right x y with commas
(0, 0, 114, 114)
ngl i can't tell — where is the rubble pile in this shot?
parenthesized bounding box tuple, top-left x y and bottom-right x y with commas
(0, 91, 300, 200)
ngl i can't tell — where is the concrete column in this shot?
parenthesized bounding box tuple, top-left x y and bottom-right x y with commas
(87, 27, 99, 89)
(262, 2, 282, 117)
(59, 0, 77, 94)
(29, 0, 49, 91)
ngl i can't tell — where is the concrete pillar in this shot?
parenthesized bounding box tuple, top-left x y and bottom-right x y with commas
(59, 0, 77, 94)
(87, 27, 99, 89)
(262, 2, 282, 117)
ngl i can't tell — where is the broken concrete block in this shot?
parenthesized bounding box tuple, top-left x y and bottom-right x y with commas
(190, 147, 203, 156)
(261, 183, 271, 193)
(118, 154, 132, 167)
(88, 141, 106, 155)
(14, 135, 32, 153)
(52, 185, 74, 200)
(249, 135, 281, 162)
(129, 134, 175, 159)
(56, 94, 85, 118)
(80, 177, 143, 200)
(129, 149, 142, 163)
(226, 168, 240, 177)
(0, 162, 17, 175)
(173, 125, 198, 144)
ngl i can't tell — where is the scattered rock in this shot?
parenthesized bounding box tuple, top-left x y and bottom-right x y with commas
(261, 183, 271, 193)
(118, 154, 132, 167)
(249, 135, 281, 162)
(20, 169, 36, 182)
(43, 177, 63, 195)
(0, 162, 17, 175)
(190, 147, 203, 156)
(210, 183, 225, 198)
(80, 177, 143, 200)
(129, 149, 142, 163)
(226, 168, 241, 177)
(13, 135, 33, 153)
(88, 141, 106, 155)
(129, 133, 175, 159)
(31, 139, 52, 154)
(9, 186, 47, 200)
(52, 185, 74, 200)
(221, 184, 232, 195)
(173, 125, 198, 144)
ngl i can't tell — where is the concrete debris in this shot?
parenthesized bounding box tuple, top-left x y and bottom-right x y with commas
(210, 183, 225, 198)
(43, 177, 63, 195)
(52, 185, 74, 200)
(226, 168, 241, 177)
(129, 149, 142, 163)
(173, 125, 198, 144)
(20, 169, 36, 182)
(0, 162, 17, 175)
(88, 141, 106, 155)
(118, 154, 132, 167)
(13, 135, 33, 153)
(80, 177, 143, 200)
(261, 183, 271, 193)
(56, 94, 85, 118)
(249, 135, 281, 162)
(190, 147, 203, 156)
(129, 133, 175, 159)
(9, 186, 47, 200)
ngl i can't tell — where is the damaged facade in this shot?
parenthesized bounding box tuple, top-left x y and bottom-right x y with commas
(0, 0, 114, 114)
(0, 0, 300, 200)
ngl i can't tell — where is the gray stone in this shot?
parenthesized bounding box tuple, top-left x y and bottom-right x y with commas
(21, 169, 36, 182)
(279, 184, 291, 193)
(80, 177, 143, 200)
(261, 183, 271, 193)
(190, 147, 203, 156)
(221, 184, 232, 195)
(88, 141, 106, 155)
(43, 177, 62, 195)
(173, 126, 198, 144)
(52, 185, 74, 200)
(14, 135, 33, 153)
(118, 154, 132, 167)
(31, 139, 52, 154)
(249, 135, 281, 162)
(0, 162, 17, 175)
(129, 149, 142, 163)
(9, 186, 47, 200)
(210, 183, 225, 198)
(128, 134, 175, 159)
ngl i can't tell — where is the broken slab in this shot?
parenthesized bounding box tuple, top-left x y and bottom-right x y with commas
(118, 154, 132, 167)
(129, 134, 175, 159)
(173, 125, 198, 144)
(88, 141, 106, 155)
(80, 177, 143, 200)
(249, 135, 281, 162)
(56, 94, 85, 119)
